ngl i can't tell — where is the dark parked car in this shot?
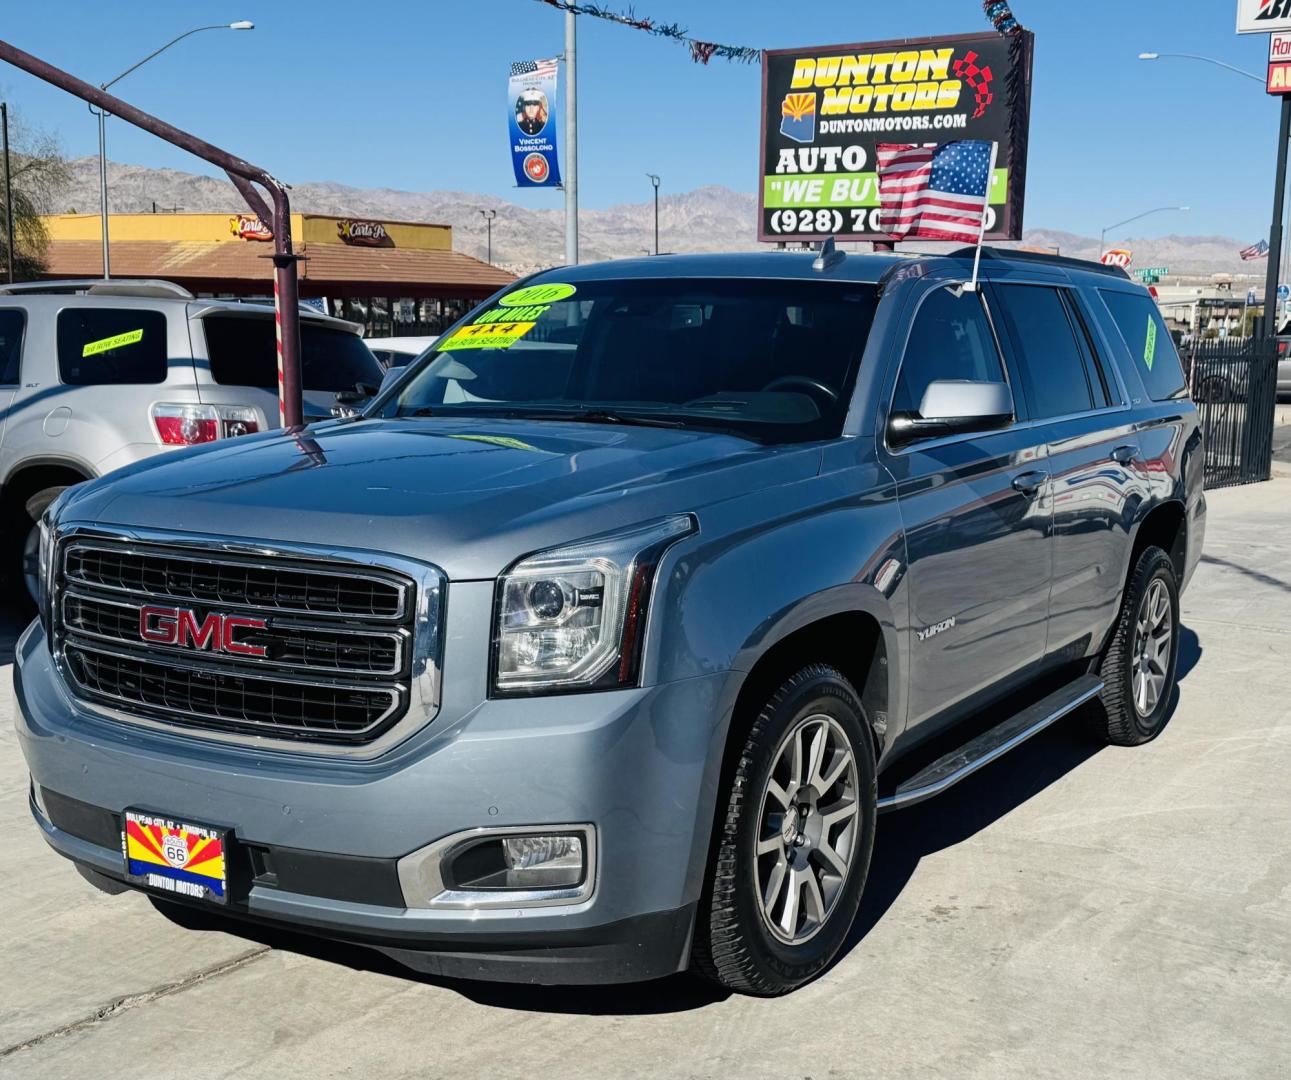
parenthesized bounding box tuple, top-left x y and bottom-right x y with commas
(16, 248, 1204, 995)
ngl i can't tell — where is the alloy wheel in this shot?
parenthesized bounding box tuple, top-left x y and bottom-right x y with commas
(1132, 578, 1173, 716)
(754, 713, 860, 945)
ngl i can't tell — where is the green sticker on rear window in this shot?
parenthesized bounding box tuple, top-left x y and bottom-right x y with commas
(1143, 315, 1157, 371)
(82, 328, 144, 357)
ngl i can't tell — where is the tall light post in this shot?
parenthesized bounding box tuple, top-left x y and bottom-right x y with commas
(1139, 50, 1285, 336)
(1098, 205, 1190, 257)
(646, 172, 660, 255)
(94, 21, 253, 278)
(563, 9, 578, 266)
(479, 208, 497, 264)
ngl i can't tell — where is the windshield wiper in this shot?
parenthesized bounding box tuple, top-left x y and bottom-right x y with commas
(532, 407, 686, 429)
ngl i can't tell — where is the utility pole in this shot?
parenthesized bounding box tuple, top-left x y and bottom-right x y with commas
(1265, 97, 1291, 338)
(563, 9, 578, 266)
(479, 208, 497, 264)
(646, 172, 660, 255)
(1, 102, 13, 283)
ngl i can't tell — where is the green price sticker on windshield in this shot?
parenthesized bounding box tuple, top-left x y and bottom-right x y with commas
(498, 282, 576, 307)
(82, 328, 144, 357)
(1143, 315, 1157, 371)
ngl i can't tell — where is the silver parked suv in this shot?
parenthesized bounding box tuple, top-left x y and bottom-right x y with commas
(15, 249, 1205, 995)
(0, 279, 383, 600)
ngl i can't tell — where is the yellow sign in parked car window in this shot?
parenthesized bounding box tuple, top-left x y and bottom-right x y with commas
(442, 321, 537, 350)
(1143, 315, 1157, 371)
(82, 328, 144, 358)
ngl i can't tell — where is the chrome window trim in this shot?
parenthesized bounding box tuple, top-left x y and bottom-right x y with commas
(63, 540, 410, 622)
(49, 522, 445, 760)
(59, 589, 408, 677)
(397, 824, 597, 911)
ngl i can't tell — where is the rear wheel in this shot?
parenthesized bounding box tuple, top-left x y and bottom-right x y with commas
(693, 664, 876, 996)
(1094, 545, 1180, 746)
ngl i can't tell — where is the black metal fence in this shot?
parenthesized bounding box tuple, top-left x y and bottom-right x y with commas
(1184, 336, 1279, 490)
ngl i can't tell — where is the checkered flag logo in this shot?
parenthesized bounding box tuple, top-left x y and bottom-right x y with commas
(953, 51, 995, 120)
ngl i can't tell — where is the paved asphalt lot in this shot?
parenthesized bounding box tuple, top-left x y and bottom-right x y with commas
(2, 480, 1289, 1080)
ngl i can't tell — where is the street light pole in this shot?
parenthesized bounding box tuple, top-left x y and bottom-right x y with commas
(646, 173, 660, 255)
(563, 9, 578, 266)
(479, 208, 497, 264)
(94, 21, 253, 278)
(1, 102, 13, 283)
(1098, 205, 1190, 257)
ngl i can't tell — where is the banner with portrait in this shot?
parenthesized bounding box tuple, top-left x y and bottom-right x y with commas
(509, 59, 562, 188)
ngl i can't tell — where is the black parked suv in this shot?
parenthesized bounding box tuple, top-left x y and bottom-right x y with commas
(17, 247, 1204, 994)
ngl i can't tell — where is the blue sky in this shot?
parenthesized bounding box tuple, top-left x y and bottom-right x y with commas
(0, 1, 1280, 239)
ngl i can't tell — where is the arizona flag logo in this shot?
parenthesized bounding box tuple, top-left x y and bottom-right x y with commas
(780, 92, 817, 144)
(125, 818, 226, 897)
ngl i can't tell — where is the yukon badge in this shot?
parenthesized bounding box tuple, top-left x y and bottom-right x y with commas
(917, 617, 956, 642)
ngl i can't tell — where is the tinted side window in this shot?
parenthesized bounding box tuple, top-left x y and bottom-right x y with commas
(0, 309, 24, 384)
(1064, 292, 1115, 409)
(57, 308, 168, 385)
(1099, 290, 1187, 401)
(993, 285, 1094, 418)
(204, 316, 384, 392)
(893, 286, 1005, 415)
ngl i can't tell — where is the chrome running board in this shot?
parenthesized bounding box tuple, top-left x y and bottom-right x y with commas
(877, 675, 1105, 812)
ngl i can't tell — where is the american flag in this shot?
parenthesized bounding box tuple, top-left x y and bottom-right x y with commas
(877, 140, 996, 244)
(511, 58, 558, 77)
(1239, 238, 1270, 261)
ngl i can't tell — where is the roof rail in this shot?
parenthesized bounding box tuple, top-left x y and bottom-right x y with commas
(0, 278, 195, 299)
(944, 246, 1131, 280)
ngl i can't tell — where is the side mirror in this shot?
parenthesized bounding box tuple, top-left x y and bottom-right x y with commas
(888, 379, 1014, 447)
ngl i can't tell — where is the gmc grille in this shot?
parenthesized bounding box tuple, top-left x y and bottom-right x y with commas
(54, 539, 419, 745)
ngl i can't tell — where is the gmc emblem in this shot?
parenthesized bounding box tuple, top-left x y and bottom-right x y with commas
(138, 605, 268, 657)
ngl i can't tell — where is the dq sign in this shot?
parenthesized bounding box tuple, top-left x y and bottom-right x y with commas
(1100, 248, 1133, 269)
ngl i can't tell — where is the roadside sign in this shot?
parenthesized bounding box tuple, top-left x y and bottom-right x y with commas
(1133, 266, 1168, 281)
(1238, 0, 1291, 34)
(1100, 248, 1132, 268)
(1269, 33, 1291, 93)
(758, 30, 1035, 243)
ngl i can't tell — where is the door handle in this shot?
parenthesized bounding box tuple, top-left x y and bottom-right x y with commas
(1011, 470, 1047, 496)
(1110, 444, 1138, 464)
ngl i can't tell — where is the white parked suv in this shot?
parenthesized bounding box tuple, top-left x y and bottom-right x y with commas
(0, 278, 384, 599)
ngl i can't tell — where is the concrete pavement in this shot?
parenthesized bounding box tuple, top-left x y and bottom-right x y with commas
(2, 480, 1290, 1079)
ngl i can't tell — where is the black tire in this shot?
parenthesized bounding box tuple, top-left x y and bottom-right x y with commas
(1094, 546, 1180, 746)
(692, 664, 877, 996)
(13, 486, 68, 605)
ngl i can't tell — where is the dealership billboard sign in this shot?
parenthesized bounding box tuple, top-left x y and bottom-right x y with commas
(758, 30, 1034, 243)
(1238, 0, 1291, 34)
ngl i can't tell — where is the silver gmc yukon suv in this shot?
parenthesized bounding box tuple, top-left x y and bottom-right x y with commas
(14, 248, 1205, 996)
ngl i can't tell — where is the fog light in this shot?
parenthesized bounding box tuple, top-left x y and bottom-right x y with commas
(396, 825, 596, 909)
(502, 835, 583, 887)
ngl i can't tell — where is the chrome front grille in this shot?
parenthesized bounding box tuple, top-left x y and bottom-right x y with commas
(53, 533, 441, 751)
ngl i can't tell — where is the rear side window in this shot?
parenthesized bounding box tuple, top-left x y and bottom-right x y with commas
(203, 316, 384, 392)
(0, 309, 23, 384)
(1099, 290, 1187, 401)
(893, 286, 1006, 415)
(992, 285, 1095, 418)
(57, 308, 168, 385)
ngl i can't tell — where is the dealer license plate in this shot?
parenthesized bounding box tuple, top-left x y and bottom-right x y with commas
(122, 809, 228, 904)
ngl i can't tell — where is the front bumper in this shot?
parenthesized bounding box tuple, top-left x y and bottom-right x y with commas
(15, 619, 735, 984)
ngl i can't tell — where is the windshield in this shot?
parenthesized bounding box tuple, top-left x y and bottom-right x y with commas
(384, 278, 880, 442)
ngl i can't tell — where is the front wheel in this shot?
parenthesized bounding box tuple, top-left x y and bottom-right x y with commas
(692, 664, 877, 996)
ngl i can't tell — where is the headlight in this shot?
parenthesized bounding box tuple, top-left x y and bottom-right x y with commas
(493, 515, 694, 693)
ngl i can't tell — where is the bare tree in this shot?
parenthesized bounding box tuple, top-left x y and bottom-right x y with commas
(2, 108, 71, 279)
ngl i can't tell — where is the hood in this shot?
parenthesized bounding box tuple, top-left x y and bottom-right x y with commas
(65, 417, 821, 579)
